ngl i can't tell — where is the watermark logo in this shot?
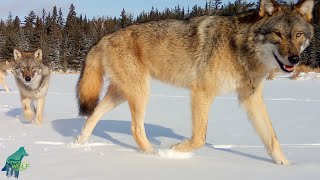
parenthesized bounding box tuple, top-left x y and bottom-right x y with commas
(1, 147, 29, 178)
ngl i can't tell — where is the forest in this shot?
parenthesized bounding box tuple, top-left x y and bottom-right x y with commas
(0, 0, 319, 72)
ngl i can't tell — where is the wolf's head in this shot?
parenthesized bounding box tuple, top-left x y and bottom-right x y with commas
(17, 147, 29, 157)
(257, 0, 314, 73)
(13, 49, 43, 84)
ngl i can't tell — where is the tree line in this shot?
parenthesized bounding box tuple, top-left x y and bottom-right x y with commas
(0, 0, 319, 72)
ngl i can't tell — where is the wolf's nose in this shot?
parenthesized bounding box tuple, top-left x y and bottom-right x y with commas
(288, 55, 300, 65)
(25, 77, 31, 82)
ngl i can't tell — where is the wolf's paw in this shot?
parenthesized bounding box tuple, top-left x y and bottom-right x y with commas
(23, 111, 34, 121)
(171, 140, 204, 152)
(171, 142, 187, 152)
(35, 120, 42, 125)
(75, 134, 90, 144)
(273, 157, 290, 165)
(35, 115, 43, 125)
(140, 147, 157, 155)
(271, 152, 290, 165)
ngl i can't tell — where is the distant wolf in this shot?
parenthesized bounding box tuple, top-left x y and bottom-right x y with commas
(0, 61, 12, 92)
(291, 64, 320, 79)
(12, 49, 51, 125)
(76, 0, 314, 165)
(267, 65, 320, 80)
(1, 147, 28, 178)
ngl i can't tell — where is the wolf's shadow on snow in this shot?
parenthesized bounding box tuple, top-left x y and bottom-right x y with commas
(6, 108, 34, 124)
(52, 118, 272, 163)
(52, 118, 186, 150)
(6, 108, 21, 118)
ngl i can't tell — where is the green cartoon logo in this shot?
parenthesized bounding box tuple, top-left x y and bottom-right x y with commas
(1, 147, 29, 178)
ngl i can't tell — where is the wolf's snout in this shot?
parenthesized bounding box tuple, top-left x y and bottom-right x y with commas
(288, 55, 300, 65)
(25, 77, 31, 82)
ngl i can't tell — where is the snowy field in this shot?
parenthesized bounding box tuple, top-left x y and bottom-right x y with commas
(0, 74, 320, 180)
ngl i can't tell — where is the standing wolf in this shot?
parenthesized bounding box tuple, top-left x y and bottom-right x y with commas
(0, 61, 11, 92)
(76, 0, 314, 165)
(12, 49, 51, 125)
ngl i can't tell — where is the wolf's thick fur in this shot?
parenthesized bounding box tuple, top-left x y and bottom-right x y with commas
(12, 49, 51, 125)
(76, 0, 314, 164)
(0, 61, 11, 92)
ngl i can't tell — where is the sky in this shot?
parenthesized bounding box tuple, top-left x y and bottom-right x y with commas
(0, 0, 228, 21)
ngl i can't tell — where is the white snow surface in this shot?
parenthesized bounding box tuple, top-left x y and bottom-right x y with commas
(0, 74, 320, 179)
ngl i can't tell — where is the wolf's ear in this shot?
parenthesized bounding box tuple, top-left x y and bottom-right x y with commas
(259, 0, 280, 17)
(295, 0, 314, 22)
(13, 49, 22, 61)
(34, 49, 42, 62)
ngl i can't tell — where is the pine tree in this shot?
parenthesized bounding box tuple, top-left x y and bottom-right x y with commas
(120, 9, 133, 28)
(0, 1, 318, 71)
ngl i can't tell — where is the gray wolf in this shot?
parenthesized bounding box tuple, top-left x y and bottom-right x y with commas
(12, 49, 51, 125)
(291, 65, 320, 79)
(0, 61, 11, 92)
(267, 65, 320, 80)
(76, 0, 314, 165)
(1, 147, 28, 178)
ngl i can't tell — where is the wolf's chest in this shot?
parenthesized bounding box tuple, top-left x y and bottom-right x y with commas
(216, 72, 239, 95)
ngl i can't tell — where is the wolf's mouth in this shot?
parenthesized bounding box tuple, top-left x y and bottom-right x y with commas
(273, 53, 294, 73)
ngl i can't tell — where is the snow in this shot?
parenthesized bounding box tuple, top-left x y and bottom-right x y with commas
(157, 149, 193, 159)
(295, 72, 320, 80)
(0, 74, 320, 179)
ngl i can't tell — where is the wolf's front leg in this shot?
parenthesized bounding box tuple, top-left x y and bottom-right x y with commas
(171, 85, 214, 152)
(2, 81, 9, 92)
(239, 84, 289, 165)
(35, 98, 45, 125)
(21, 96, 34, 121)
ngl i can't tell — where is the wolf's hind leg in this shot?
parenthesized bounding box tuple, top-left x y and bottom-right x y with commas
(239, 84, 289, 165)
(21, 96, 34, 121)
(77, 84, 126, 143)
(171, 85, 214, 152)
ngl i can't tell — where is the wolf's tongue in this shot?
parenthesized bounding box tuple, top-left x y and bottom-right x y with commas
(283, 65, 294, 72)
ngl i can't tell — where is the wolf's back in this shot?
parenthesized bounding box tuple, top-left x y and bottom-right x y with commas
(76, 46, 104, 116)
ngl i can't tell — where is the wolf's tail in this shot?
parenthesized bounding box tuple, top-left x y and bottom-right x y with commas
(76, 47, 104, 116)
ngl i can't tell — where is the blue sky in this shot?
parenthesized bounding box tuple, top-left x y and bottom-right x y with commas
(0, 0, 230, 21)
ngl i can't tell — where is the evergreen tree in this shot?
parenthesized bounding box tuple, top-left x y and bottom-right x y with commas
(0, 1, 318, 71)
(120, 9, 133, 28)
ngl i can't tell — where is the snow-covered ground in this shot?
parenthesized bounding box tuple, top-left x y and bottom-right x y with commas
(0, 74, 320, 180)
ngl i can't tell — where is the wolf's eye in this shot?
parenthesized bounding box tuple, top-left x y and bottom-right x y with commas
(274, 31, 282, 38)
(296, 32, 303, 38)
